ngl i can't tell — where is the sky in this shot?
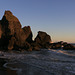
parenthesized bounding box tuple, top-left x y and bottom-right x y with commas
(0, 0, 75, 43)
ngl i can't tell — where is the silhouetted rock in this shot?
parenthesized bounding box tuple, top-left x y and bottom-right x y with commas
(22, 26, 33, 43)
(34, 31, 51, 49)
(0, 10, 33, 50)
(63, 44, 75, 50)
(50, 41, 75, 50)
(0, 10, 54, 51)
(51, 43, 61, 49)
(31, 42, 41, 51)
(8, 37, 16, 50)
(0, 21, 2, 38)
(14, 26, 32, 50)
(23, 42, 32, 51)
(63, 42, 68, 46)
(51, 41, 63, 49)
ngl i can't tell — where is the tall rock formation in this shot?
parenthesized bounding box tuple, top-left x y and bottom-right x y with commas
(0, 10, 33, 50)
(0, 10, 52, 51)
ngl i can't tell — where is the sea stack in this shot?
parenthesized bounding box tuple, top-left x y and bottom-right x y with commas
(0, 10, 52, 51)
(0, 11, 33, 50)
(32, 31, 52, 50)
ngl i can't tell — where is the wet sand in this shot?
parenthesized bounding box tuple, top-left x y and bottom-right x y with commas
(0, 49, 75, 75)
(0, 58, 17, 75)
(6, 63, 53, 75)
(0, 68, 17, 75)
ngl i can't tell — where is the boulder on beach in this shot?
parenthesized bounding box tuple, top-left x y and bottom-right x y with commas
(50, 41, 75, 50)
(34, 31, 52, 49)
(51, 41, 63, 49)
(31, 42, 41, 51)
(63, 44, 75, 50)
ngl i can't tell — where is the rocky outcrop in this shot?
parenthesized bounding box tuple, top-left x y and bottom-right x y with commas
(0, 21, 2, 38)
(0, 11, 33, 50)
(50, 41, 63, 49)
(0, 11, 74, 51)
(31, 42, 41, 51)
(50, 41, 75, 50)
(22, 26, 33, 43)
(0, 10, 53, 51)
(34, 31, 51, 49)
(63, 44, 75, 50)
(51, 43, 61, 49)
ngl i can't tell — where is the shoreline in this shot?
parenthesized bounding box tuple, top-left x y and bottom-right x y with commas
(0, 49, 75, 75)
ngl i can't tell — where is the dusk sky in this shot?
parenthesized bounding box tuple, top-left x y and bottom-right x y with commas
(0, 0, 75, 43)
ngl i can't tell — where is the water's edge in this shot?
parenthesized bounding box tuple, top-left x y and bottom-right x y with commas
(0, 49, 75, 75)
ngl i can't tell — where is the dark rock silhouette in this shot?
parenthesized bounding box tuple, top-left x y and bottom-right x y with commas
(50, 41, 75, 50)
(31, 42, 41, 51)
(0, 10, 52, 51)
(63, 44, 75, 50)
(1, 10, 74, 51)
(50, 41, 63, 49)
(0, 11, 33, 50)
(34, 31, 51, 49)
(51, 43, 61, 49)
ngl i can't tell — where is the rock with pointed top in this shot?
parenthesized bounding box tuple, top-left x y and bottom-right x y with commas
(0, 10, 33, 50)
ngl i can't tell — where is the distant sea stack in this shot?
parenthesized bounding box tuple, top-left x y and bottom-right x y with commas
(0, 10, 52, 51)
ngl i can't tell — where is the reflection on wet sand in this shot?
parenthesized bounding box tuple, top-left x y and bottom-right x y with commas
(0, 67, 17, 75)
(0, 58, 17, 75)
(6, 63, 53, 75)
(0, 49, 75, 75)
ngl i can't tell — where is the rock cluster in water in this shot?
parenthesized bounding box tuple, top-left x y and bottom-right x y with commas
(0, 11, 51, 51)
(50, 41, 75, 50)
(0, 11, 75, 51)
